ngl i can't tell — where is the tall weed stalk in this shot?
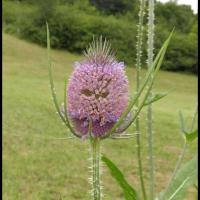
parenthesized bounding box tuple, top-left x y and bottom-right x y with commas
(135, 0, 147, 199)
(146, 0, 155, 199)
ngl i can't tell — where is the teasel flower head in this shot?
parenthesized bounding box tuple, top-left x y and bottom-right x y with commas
(67, 37, 129, 138)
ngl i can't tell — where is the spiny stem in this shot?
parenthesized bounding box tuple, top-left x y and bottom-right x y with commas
(147, 0, 155, 199)
(147, 104, 154, 200)
(90, 138, 101, 200)
(135, 0, 147, 199)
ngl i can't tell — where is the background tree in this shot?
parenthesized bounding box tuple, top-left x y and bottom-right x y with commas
(89, 0, 136, 14)
(155, 1, 195, 33)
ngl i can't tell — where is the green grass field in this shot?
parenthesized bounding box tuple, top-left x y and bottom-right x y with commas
(3, 33, 197, 200)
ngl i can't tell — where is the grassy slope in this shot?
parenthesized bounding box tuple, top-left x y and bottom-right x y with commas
(3, 33, 197, 200)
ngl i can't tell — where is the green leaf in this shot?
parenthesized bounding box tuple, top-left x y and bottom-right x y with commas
(47, 23, 77, 137)
(115, 29, 174, 132)
(63, 78, 80, 137)
(102, 155, 139, 200)
(144, 92, 168, 106)
(178, 111, 198, 142)
(193, 183, 198, 191)
(47, 23, 66, 124)
(158, 156, 197, 200)
(179, 111, 186, 134)
(184, 129, 198, 142)
(103, 28, 174, 139)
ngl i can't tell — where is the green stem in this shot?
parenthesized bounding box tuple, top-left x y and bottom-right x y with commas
(176, 104, 198, 174)
(165, 104, 198, 193)
(190, 103, 198, 131)
(136, 134, 147, 200)
(90, 138, 101, 200)
(167, 142, 187, 188)
(147, 0, 155, 199)
(147, 104, 154, 199)
(135, 0, 147, 199)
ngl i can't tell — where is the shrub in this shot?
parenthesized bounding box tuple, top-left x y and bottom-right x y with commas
(3, 0, 197, 73)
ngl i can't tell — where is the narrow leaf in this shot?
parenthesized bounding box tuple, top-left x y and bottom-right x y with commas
(179, 111, 186, 134)
(102, 155, 139, 200)
(115, 28, 174, 132)
(64, 78, 80, 137)
(103, 29, 174, 139)
(47, 22, 77, 136)
(167, 177, 190, 200)
(47, 23, 67, 124)
(158, 156, 197, 200)
(144, 92, 168, 106)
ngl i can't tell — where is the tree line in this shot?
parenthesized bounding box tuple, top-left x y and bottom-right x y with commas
(3, 0, 198, 73)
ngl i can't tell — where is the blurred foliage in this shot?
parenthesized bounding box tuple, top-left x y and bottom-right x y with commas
(89, 0, 136, 14)
(155, 1, 195, 33)
(3, 0, 197, 74)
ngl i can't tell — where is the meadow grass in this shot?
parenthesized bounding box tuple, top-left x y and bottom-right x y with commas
(3, 33, 197, 200)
